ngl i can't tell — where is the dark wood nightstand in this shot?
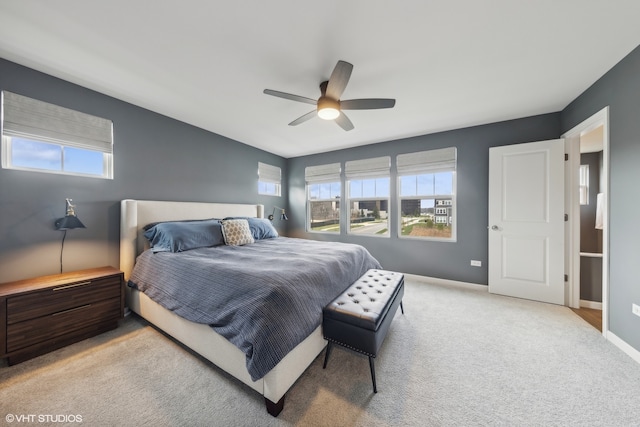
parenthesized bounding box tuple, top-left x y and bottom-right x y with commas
(0, 266, 124, 365)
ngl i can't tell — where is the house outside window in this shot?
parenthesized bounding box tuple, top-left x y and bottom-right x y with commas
(1, 91, 114, 179)
(305, 163, 341, 233)
(345, 156, 390, 237)
(397, 147, 457, 241)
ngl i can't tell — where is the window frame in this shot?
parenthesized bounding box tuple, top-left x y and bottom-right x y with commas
(305, 162, 341, 233)
(579, 164, 589, 205)
(1, 91, 114, 180)
(397, 148, 457, 242)
(345, 156, 391, 238)
(306, 181, 342, 233)
(1, 136, 113, 179)
(258, 162, 281, 197)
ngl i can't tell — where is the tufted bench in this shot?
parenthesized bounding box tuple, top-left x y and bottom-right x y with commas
(322, 269, 404, 393)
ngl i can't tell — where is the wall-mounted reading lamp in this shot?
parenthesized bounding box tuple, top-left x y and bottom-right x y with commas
(54, 198, 86, 273)
(268, 206, 288, 222)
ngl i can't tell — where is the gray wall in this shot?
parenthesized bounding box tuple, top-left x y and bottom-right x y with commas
(580, 256, 602, 303)
(286, 113, 561, 284)
(0, 59, 287, 283)
(561, 44, 640, 353)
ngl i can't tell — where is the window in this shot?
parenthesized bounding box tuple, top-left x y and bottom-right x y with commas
(306, 163, 341, 233)
(1, 91, 113, 179)
(345, 156, 390, 237)
(579, 164, 589, 205)
(258, 162, 281, 196)
(397, 147, 456, 240)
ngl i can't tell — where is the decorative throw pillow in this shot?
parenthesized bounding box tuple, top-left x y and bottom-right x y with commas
(222, 217, 279, 240)
(221, 219, 255, 246)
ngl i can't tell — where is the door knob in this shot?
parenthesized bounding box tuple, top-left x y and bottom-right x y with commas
(491, 225, 499, 231)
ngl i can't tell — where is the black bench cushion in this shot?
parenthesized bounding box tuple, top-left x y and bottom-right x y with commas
(323, 270, 404, 332)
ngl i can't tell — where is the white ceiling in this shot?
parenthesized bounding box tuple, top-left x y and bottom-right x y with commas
(1, 1, 639, 158)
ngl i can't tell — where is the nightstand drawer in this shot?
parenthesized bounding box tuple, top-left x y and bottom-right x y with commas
(6, 297, 121, 353)
(6, 276, 121, 325)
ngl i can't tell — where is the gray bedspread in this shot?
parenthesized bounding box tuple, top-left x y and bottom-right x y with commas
(128, 237, 381, 380)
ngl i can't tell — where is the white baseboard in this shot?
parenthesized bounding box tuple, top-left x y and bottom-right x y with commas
(580, 300, 603, 310)
(404, 273, 487, 291)
(607, 331, 640, 365)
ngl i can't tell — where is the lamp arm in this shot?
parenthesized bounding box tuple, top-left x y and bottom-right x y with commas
(268, 206, 287, 221)
(65, 198, 76, 216)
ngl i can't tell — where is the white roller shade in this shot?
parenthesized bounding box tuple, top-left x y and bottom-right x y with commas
(305, 163, 341, 183)
(1, 91, 113, 153)
(397, 147, 456, 175)
(258, 162, 281, 184)
(345, 156, 390, 179)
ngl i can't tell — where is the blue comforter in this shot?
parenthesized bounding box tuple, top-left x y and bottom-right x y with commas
(128, 237, 381, 380)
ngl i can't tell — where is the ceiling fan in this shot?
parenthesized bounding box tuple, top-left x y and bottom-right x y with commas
(263, 60, 395, 131)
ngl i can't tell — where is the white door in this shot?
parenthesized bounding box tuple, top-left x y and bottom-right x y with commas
(488, 139, 565, 304)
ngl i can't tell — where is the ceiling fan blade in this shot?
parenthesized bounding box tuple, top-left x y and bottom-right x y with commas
(325, 60, 353, 100)
(340, 98, 396, 110)
(264, 89, 317, 105)
(288, 110, 317, 126)
(335, 112, 354, 131)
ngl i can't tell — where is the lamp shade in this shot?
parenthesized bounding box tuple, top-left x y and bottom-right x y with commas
(55, 215, 86, 230)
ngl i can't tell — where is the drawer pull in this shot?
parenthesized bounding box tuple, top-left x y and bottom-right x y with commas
(53, 281, 92, 291)
(52, 304, 92, 316)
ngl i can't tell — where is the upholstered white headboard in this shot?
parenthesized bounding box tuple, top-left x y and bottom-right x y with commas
(120, 199, 264, 279)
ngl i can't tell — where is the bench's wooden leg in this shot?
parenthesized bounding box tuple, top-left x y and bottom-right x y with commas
(323, 341, 333, 369)
(369, 356, 377, 393)
(400, 301, 404, 315)
(265, 395, 285, 417)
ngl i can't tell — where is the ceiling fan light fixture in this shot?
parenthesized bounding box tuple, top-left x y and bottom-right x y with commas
(317, 97, 340, 120)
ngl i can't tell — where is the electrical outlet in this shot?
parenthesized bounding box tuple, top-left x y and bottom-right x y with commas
(470, 260, 482, 267)
(632, 303, 640, 317)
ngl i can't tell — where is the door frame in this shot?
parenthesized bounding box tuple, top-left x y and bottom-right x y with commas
(562, 106, 609, 336)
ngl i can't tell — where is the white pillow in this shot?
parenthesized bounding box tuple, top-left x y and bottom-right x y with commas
(221, 219, 255, 246)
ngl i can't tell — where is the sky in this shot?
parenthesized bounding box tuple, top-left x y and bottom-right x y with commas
(11, 137, 103, 176)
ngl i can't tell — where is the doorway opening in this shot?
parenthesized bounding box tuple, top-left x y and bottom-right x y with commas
(563, 107, 609, 336)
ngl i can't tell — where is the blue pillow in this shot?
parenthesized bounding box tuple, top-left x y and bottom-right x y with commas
(247, 217, 279, 240)
(144, 219, 225, 252)
(223, 217, 279, 240)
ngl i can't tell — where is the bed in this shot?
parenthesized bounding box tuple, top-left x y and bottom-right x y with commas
(119, 199, 381, 416)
